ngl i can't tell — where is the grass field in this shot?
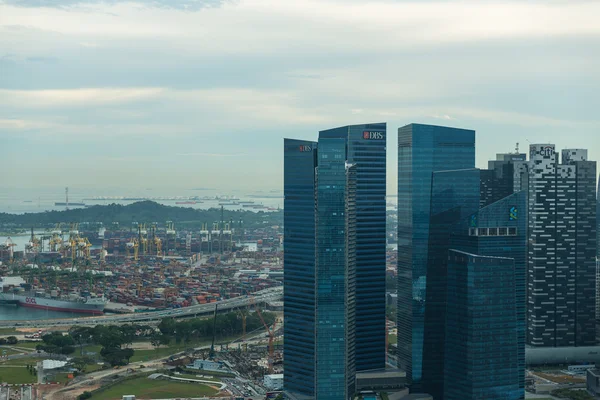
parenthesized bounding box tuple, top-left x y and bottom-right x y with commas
(92, 376, 218, 400)
(0, 328, 17, 335)
(0, 347, 23, 356)
(16, 342, 42, 350)
(0, 366, 37, 384)
(0, 357, 43, 366)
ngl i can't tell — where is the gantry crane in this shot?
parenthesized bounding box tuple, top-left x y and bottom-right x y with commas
(1, 238, 17, 263)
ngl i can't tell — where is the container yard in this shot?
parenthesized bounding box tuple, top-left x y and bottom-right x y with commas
(0, 216, 283, 315)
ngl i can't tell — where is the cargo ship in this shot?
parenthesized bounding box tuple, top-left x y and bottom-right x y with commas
(176, 201, 198, 205)
(55, 202, 86, 207)
(0, 277, 106, 315)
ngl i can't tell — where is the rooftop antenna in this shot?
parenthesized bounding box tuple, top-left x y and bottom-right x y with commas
(515, 142, 519, 154)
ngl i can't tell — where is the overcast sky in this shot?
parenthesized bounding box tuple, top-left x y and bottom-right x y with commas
(1, 0, 599, 195)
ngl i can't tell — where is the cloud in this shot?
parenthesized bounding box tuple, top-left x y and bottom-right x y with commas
(175, 152, 244, 157)
(0, 0, 234, 11)
(0, 88, 165, 107)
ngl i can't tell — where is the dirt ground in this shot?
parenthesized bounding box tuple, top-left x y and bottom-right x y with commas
(534, 372, 586, 384)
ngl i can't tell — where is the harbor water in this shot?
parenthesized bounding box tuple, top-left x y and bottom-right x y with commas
(0, 304, 87, 321)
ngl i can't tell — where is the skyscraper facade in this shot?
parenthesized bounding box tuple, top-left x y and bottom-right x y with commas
(283, 123, 385, 399)
(397, 123, 475, 390)
(422, 168, 481, 399)
(444, 250, 521, 400)
(453, 191, 527, 399)
(283, 138, 317, 399)
(480, 152, 527, 208)
(315, 138, 356, 399)
(320, 123, 387, 372)
(525, 145, 597, 347)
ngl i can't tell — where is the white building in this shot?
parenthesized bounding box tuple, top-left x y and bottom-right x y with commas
(263, 374, 283, 390)
(187, 359, 224, 372)
(42, 360, 68, 370)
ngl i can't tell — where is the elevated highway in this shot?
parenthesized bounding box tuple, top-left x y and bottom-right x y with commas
(0, 286, 283, 328)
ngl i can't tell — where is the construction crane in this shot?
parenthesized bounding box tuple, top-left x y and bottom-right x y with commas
(253, 297, 277, 374)
(1, 238, 17, 263)
(25, 227, 41, 255)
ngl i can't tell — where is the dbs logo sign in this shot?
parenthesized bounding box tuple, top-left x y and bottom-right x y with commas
(363, 131, 385, 140)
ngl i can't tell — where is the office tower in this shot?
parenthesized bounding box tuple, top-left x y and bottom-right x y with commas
(453, 191, 527, 399)
(283, 138, 317, 398)
(423, 168, 481, 399)
(597, 176, 600, 327)
(480, 152, 527, 208)
(397, 123, 475, 391)
(283, 123, 385, 399)
(444, 250, 521, 400)
(320, 123, 387, 371)
(524, 145, 597, 347)
(315, 138, 356, 399)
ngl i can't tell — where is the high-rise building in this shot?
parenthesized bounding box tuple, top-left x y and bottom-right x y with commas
(524, 145, 597, 347)
(283, 123, 386, 399)
(480, 152, 527, 208)
(315, 138, 356, 399)
(397, 123, 475, 391)
(283, 138, 317, 399)
(444, 250, 521, 400)
(453, 191, 527, 399)
(320, 123, 387, 372)
(423, 168, 481, 399)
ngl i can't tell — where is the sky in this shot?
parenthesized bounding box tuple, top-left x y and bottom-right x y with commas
(1, 0, 599, 196)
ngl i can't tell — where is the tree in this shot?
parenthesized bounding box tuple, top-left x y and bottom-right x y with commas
(100, 347, 134, 367)
(78, 391, 92, 400)
(71, 357, 93, 372)
(5, 336, 17, 345)
(69, 327, 93, 355)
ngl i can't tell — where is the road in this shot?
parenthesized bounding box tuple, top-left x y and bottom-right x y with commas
(0, 287, 282, 328)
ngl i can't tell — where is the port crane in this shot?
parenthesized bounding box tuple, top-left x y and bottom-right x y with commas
(1, 238, 16, 263)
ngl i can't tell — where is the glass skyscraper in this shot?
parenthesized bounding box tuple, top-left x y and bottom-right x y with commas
(315, 138, 356, 400)
(453, 191, 527, 399)
(444, 250, 521, 400)
(283, 123, 385, 399)
(283, 138, 317, 399)
(320, 123, 387, 372)
(397, 123, 475, 391)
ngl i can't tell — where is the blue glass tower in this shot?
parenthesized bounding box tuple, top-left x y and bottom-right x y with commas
(283, 138, 317, 399)
(396, 124, 475, 390)
(320, 123, 387, 372)
(315, 138, 356, 400)
(453, 191, 527, 399)
(423, 169, 481, 399)
(444, 250, 521, 400)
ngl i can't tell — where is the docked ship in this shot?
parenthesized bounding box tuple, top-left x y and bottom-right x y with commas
(0, 277, 106, 315)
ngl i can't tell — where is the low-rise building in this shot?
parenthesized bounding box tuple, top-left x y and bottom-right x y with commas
(186, 359, 226, 372)
(264, 374, 283, 390)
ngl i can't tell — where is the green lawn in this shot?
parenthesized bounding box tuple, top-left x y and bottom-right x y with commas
(388, 334, 397, 345)
(92, 376, 218, 400)
(0, 366, 37, 384)
(0, 357, 43, 366)
(15, 342, 42, 350)
(0, 347, 23, 356)
(0, 328, 17, 335)
(130, 346, 184, 363)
